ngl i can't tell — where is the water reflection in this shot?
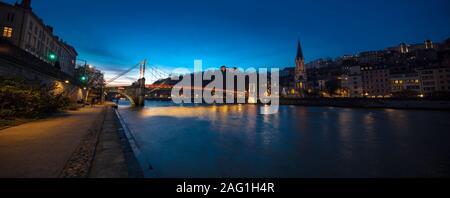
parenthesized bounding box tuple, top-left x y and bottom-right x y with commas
(118, 100, 450, 178)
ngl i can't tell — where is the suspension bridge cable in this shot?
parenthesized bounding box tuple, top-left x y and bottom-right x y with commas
(147, 69, 163, 82)
(104, 60, 173, 87)
(148, 67, 163, 79)
(149, 65, 171, 78)
(105, 63, 141, 85)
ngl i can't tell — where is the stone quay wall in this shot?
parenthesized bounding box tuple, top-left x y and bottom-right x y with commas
(0, 39, 84, 101)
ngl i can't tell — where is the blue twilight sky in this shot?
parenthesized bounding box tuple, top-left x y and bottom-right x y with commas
(3, 0, 450, 83)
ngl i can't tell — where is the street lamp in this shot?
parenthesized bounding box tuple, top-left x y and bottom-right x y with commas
(48, 52, 57, 61)
(76, 59, 91, 84)
(80, 76, 88, 82)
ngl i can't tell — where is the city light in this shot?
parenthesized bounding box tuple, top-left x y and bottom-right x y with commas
(1, 0, 450, 193)
(48, 52, 57, 61)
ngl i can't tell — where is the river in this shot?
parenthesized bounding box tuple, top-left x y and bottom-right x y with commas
(117, 100, 450, 178)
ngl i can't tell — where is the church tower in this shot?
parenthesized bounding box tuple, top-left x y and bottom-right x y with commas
(295, 41, 307, 94)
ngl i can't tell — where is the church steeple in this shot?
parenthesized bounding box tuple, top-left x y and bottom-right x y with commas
(296, 40, 304, 61)
(295, 40, 305, 73)
(295, 40, 307, 96)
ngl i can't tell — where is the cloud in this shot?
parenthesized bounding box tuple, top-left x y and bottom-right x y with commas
(78, 46, 132, 66)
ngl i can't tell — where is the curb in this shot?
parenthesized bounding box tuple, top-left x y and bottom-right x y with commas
(114, 109, 145, 178)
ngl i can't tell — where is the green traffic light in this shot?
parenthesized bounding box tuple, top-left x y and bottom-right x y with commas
(80, 76, 87, 82)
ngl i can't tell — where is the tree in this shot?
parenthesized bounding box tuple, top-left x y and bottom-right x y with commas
(75, 65, 105, 102)
(75, 65, 105, 90)
(325, 79, 341, 97)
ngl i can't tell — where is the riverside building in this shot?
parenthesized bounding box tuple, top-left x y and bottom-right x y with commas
(0, 0, 77, 76)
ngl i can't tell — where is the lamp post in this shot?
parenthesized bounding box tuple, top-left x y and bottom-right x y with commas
(76, 59, 89, 84)
(76, 59, 88, 67)
(75, 59, 105, 104)
(76, 59, 90, 103)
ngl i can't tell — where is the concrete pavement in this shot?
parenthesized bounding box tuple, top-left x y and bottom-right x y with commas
(0, 106, 106, 178)
(88, 107, 129, 178)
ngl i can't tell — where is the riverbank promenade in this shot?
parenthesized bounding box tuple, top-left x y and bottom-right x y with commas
(0, 104, 128, 178)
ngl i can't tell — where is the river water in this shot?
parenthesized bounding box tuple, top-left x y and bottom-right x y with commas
(118, 100, 450, 178)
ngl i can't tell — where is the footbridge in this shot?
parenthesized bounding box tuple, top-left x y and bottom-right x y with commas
(105, 60, 172, 106)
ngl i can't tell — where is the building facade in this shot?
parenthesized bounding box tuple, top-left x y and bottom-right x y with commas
(386, 40, 438, 54)
(305, 58, 334, 69)
(361, 65, 391, 97)
(0, 0, 77, 76)
(390, 73, 421, 95)
(342, 66, 363, 98)
(280, 67, 295, 96)
(299, 38, 449, 99)
(418, 67, 450, 96)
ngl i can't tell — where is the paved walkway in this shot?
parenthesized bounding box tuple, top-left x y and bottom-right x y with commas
(89, 107, 129, 178)
(0, 106, 105, 178)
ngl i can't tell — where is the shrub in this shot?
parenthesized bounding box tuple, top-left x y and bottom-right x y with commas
(0, 78, 70, 119)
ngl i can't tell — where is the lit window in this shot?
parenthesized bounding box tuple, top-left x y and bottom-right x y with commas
(2, 27, 13, 38)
